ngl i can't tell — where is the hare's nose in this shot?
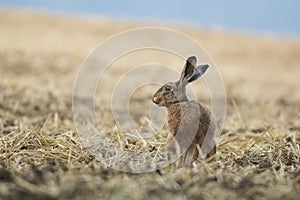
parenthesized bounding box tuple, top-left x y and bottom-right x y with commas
(152, 96, 161, 104)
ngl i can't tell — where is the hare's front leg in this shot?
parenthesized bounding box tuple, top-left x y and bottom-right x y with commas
(178, 144, 197, 167)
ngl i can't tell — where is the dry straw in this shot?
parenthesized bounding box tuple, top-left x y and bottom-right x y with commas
(1, 11, 300, 200)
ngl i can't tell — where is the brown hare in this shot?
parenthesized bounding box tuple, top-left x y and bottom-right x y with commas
(152, 56, 216, 166)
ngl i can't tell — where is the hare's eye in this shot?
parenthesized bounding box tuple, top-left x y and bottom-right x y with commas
(165, 85, 173, 92)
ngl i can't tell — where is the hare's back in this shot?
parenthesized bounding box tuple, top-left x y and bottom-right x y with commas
(167, 101, 214, 137)
(182, 101, 211, 122)
(183, 101, 215, 138)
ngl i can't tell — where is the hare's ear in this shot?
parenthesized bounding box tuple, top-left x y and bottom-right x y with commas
(188, 64, 209, 83)
(180, 56, 197, 82)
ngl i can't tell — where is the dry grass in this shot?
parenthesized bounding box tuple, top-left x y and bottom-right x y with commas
(0, 10, 300, 199)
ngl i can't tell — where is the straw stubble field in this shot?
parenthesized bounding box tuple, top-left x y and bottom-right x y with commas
(0, 11, 300, 199)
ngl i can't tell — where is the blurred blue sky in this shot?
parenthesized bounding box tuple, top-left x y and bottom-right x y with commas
(1, 0, 299, 37)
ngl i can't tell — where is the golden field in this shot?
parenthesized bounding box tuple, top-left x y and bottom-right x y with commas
(0, 11, 300, 199)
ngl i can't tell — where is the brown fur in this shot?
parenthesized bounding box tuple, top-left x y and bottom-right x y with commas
(166, 101, 216, 166)
(152, 56, 216, 166)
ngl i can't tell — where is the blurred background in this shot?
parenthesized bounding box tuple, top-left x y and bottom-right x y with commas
(0, 1, 299, 127)
(1, 0, 300, 37)
(0, 0, 300, 37)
